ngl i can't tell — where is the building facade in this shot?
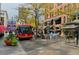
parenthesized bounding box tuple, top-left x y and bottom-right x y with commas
(18, 3, 79, 36)
(0, 10, 8, 27)
(44, 3, 79, 36)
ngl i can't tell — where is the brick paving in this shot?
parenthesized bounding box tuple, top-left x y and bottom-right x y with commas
(0, 37, 79, 55)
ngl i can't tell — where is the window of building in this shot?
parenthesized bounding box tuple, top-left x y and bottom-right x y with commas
(50, 27, 54, 30)
(55, 17, 61, 24)
(50, 19, 53, 25)
(78, 17, 79, 19)
(0, 17, 4, 25)
(0, 13, 4, 16)
(56, 27, 59, 29)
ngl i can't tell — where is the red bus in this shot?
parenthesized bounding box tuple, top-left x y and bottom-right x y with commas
(16, 24, 33, 39)
(0, 17, 6, 37)
(0, 25, 6, 37)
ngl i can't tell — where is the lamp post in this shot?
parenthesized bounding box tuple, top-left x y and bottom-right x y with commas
(34, 5, 39, 38)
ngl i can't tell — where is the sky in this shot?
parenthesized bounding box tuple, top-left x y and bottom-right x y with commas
(1, 3, 45, 21)
(2, 3, 20, 20)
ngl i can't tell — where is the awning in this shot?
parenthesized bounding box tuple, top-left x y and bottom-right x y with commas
(62, 25, 78, 29)
(67, 20, 79, 25)
(71, 20, 79, 24)
(65, 20, 79, 25)
(44, 14, 67, 23)
(44, 17, 60, 23)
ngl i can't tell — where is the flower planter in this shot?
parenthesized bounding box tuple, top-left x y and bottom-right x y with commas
(4, 39, 12, 46)
(4, 33, 18, 46)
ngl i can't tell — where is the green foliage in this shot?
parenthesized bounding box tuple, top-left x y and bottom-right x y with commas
(6, 33, 15, 40)
(19, 7, 29, 20)
(12, 37, 18, 45)
(56, 8, 77, 21)
(5, 33, 18, 45)
(27, 17, 39, 28)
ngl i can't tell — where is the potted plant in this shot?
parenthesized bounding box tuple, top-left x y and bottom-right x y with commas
(4, 35, 12, 46)
(11, 36, 18, 46)
(4, 32, 18, 46)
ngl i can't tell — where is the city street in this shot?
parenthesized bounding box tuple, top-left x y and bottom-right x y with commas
(0, 36, 79, 55)
(1, 3, 79, 55)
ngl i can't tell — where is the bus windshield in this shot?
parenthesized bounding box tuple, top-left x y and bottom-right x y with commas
(17, 26, 32, 34)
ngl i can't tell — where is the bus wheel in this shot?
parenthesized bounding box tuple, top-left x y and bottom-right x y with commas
(29, 37, 33, 40)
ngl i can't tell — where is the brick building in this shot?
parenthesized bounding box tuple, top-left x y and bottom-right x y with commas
(44, 3, 79, 36)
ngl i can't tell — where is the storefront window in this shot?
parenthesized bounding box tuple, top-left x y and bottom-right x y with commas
(55, 17, 61, 24)
(56, 27, 59, 29)
(0, 17, 4, 25)
(50, 20, 53, 25)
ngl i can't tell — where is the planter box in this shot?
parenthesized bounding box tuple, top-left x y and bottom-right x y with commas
(4, 39, 12, 46)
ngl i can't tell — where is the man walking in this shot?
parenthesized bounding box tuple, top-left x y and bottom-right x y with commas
(75, 28, 79, 46)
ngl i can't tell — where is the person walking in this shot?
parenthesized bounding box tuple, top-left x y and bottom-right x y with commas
(75, 29, 79, 46)
(44, 27, 48, 39)
(49, 31, 53, 40)
(46, 26, 50, 40)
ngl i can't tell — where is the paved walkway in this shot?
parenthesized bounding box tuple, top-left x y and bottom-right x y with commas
(0, 38, 26, 55)
(1, 37, 79, 55)
(26, 39, 79, 55)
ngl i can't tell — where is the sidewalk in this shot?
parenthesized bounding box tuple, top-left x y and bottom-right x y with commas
(1, 37, 79, 55)
(26, 39, 79, 55)
(0, 39, 26, 55)
(10, 44, 26, 55)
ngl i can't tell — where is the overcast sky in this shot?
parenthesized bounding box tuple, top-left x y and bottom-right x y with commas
(2, 3, 20, 20)
(1, 3, 45, 21)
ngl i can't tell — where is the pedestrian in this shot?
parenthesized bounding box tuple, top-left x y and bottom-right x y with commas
(33, 29, 36, 39)
(9, 30, 12, 35)
(49, 31, 53, 40)
(5, 31, 9, 38)
(51, 31, 58, 40)
(44, 27, 47, 39)
(39, 29, 44, 39)
(46, 26, 50, 40)
(75, 29, 79, 45)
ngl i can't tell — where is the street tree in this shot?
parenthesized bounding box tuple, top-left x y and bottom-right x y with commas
(18, 6, 30, 23)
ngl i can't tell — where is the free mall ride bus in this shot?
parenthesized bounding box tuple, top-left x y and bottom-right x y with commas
(16, 24, 33, 40)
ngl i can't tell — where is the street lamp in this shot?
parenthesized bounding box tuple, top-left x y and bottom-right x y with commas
(29, 7, 40, 38)
(34, 6, 40, 38)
